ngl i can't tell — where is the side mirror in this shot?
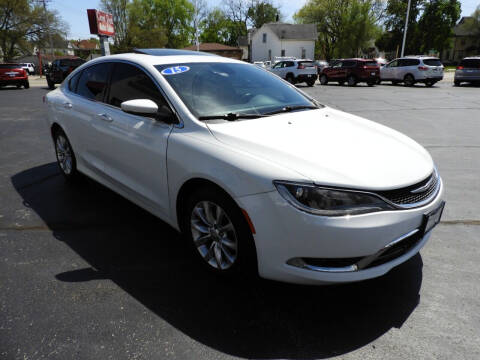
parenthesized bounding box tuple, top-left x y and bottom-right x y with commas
(120, 99, 176, 124)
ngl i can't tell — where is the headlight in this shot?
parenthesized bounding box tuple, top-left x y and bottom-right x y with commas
(274, 181, 394, 216)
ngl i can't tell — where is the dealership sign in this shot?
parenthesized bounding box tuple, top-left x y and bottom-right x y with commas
(87, 9, 115, 37)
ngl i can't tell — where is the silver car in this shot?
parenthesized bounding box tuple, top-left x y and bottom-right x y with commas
(380, 56, 444, 87)
(454, 57, 480, 86)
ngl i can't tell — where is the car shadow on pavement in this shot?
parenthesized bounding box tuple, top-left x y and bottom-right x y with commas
(12, 162, 424, 359)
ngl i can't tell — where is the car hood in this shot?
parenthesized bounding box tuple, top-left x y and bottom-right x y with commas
(206, 107, 434, 190)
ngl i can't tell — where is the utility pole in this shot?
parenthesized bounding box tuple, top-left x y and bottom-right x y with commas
(37, 0, 54, 76)
(401, 0, 412, 57)
(194, 0, 200, 51)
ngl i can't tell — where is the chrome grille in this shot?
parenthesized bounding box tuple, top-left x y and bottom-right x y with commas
(376, 171, 439, 207)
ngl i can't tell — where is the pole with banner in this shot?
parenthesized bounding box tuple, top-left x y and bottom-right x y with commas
(87, 9, 115, 57)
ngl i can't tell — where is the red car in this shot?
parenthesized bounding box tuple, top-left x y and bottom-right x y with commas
(0, 63, 30, 89)
(319, 58, 380, 86)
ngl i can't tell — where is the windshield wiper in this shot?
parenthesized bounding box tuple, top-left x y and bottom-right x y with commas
(198, 112, 270, 121)
(264, 105, 319, 116)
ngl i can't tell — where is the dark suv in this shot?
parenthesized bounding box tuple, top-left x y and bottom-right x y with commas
(319, 59, 379, 86)
(47, 58, 85, 89)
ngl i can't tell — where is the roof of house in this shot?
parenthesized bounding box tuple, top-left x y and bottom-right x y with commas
(183, 43, 241, 52)
(453, 17, 476, 36)
(70, 40, 99, 50)
(258, 23, 317, 41)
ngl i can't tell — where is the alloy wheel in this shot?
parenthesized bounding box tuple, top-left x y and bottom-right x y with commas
(190, 201, 238, 270)
(55, 135, 73, 175)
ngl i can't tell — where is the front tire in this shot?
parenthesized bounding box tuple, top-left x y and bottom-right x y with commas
(47, 77, 55, 90)
(53, 128, 79, 182)
(404, 74, 415, 87)
(454, 80, 461, 86)
(347, 75, 357, 87)
(183, 187, 257, 277)
(307, 79, 315, 87)
(286, 74, 295, 84)
(320, 74, 328, 85)
(24, 80, 29, 89)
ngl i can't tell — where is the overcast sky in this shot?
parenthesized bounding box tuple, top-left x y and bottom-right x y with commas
(50, 0, 479, 39)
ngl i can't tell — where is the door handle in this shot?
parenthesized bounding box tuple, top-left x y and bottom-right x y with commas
(63, 102, 72, 109)
(97, 113, 113, 122)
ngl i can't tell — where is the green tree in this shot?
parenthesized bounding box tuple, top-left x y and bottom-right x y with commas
(100, 0, 130, 49)
(418, 0, 461, 54)
(464, 5, 480, 36)
(0, 0, 66, 61)
(199, 8, 231, 44)
(128, 0, 193, 49)
(294, 0, 380, 60)
(247, 1, 281, 29)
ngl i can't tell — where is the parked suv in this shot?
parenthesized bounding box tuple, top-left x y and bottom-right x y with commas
(47, 57, 85, 89)
(319, 59, 379, 86)
(269, 59, 318, 86)
(0, 63, 29, 89)
(20, 63, 35, 75)
(380, 56, 443, 87)
(454, 57, 480, 86)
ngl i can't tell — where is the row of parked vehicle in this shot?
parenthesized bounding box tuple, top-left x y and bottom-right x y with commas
(256, 56, 480, 88)
(0, 57, 86, 90)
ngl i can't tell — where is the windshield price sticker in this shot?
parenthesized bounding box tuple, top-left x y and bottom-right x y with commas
(161, 66, 190, 75)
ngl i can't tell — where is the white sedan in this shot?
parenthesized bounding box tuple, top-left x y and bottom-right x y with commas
(45, 50, 444, 285)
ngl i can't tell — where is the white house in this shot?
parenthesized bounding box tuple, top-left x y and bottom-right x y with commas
(250, 23, 317, 62)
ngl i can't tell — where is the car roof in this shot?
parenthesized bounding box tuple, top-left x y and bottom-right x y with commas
(463, 56, 480, 59)
(83, 51, 243, 69)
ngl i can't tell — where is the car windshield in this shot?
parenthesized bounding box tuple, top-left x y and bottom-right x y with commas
(155, 62, 319, 119)
(59, 59, 84, 67)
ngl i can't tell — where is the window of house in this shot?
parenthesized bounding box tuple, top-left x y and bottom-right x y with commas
(262, 33, 267, 43)
(281, 49, 285, 56)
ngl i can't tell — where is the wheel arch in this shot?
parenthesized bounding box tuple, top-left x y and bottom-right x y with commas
(175, 177, 239, 231)
(404, 73, 415, 80)
(50, 122, 64, 140)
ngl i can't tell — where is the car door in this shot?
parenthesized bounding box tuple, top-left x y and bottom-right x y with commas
(269, 61, 283, 77)
(329, 61, 343, 79)
(381, 60, 397, 80)
(61, 62, 113, 177)
(98, 61, 173, 216)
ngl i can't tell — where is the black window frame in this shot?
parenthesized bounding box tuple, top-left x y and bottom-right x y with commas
(74, 62, 113, 103)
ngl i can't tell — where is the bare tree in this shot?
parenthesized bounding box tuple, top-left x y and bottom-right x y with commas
(100, 0, 129, 47)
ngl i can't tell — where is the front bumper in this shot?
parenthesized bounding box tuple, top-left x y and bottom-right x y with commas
(0, 78, 27, 86)
(236, 179, 444, 285)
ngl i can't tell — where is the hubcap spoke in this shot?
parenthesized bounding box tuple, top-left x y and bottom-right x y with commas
(191, 201, 238, 270)
(56, 136, 73, 175)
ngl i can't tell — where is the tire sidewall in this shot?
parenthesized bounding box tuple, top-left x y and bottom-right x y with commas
(181, 187, 257, 277)
(53, 129, 78, 181)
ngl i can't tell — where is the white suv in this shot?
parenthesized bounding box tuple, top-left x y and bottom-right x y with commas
(269, 59, 318, 86)
(20, 63, 35, 75)
(380, 56, 443, 87)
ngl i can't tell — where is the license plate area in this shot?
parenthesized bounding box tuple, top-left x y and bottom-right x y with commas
(371, 72, 376, 76)
(422, 201, 445, 235)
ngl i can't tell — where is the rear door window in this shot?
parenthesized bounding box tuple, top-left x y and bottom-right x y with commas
(343, 61, 356, 67)
(423, 59, 442, 66)
(76, 63, 112, 101)
(68, 71, 82, 93)
(459, 59, 480, 68)
(365, 61, 378, 66)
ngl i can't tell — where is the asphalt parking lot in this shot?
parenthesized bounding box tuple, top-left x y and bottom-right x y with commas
(1, 75, 479, 360)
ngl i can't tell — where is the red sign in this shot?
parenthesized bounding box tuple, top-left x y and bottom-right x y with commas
(87, 9, 115, 37)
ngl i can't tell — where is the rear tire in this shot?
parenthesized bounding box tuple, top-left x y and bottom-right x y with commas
(392, 80, 399, 85)
(286, 74, 295, 84)
(53, 128, 79, 182)
(338, 81, 345, 86)
(367, 81, 375, 87)
(425, 81, 434, 87)
(454, 80, 461, 86)
(182, 186, 257, 277)
(307, 79, 315, 87)
(404, 74, 414, 87)
(24, 80, 29, 89)
(320, 74, 328, 85)
(347, 75, 357, 87)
